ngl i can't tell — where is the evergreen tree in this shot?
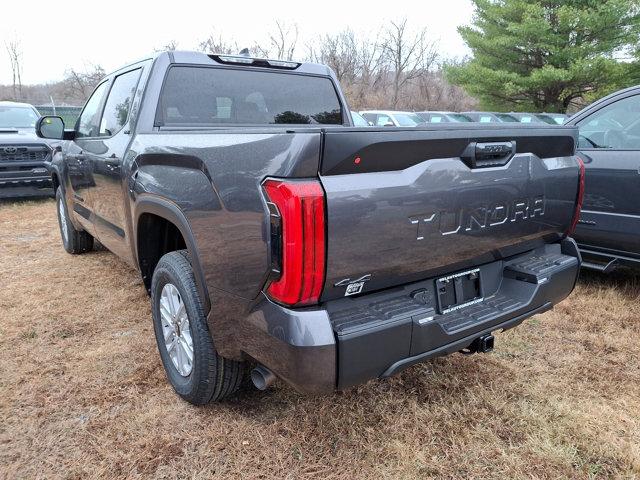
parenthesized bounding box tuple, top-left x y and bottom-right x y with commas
(447, 0, 640, 112)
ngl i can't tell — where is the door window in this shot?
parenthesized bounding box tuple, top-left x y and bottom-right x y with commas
(578, 95, 640, 149)
(76, 81, 109, 138)
(100, 69, 142, 136)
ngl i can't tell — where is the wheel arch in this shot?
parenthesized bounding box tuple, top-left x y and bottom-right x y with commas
(134, 195, 211, 314)
(51, 171, 61, 193)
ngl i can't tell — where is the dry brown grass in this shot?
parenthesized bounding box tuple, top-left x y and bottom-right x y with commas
(1, 199, 639, 480)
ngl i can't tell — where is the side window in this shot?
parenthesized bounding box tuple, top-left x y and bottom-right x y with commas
(578, 95, 640, 149)
(361, 113, 376, 124)
(76, 81, 109, 138)
(99, 69, 142, 136)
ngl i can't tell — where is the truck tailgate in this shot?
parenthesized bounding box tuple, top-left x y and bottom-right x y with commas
(319, 126, 579, 301)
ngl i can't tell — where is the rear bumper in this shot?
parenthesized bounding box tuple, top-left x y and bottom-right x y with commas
(243, 239, 581, 394)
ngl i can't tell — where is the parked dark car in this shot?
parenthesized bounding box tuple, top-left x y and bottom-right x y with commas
(536, 113, 567, 125)
(493, 113, 520, 123)
(565, 86, 640, 271)
(462, 111, 506, 123)
(415, 111, 474, 123)
(0, 101, 53, 199)
(37, 51, 583, 405)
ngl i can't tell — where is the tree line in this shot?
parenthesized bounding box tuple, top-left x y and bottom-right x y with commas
(1, 19, 477, 112)
(4, 0, 640, 114)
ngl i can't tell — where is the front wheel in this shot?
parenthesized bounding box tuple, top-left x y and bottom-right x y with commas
(56, 187, 93, 254)
(151, 250, 244, 404)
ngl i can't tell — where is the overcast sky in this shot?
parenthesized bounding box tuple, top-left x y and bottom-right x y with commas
(0, 0, 474, 85)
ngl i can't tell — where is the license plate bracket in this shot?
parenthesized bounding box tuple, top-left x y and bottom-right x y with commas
(435, 268, 483, 314)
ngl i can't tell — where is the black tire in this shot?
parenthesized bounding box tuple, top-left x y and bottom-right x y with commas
(151, 250, 244, 404)
(56, 187, 93, 254)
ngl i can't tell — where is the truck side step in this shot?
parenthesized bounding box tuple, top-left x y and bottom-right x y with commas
(581, 259, 618, 273)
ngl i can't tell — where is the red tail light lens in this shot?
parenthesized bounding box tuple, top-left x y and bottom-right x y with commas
(565, 156, 585, 237)
(263, 179, 326, 306)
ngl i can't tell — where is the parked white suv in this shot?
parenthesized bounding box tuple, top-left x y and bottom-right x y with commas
(359, 110, 425, 127)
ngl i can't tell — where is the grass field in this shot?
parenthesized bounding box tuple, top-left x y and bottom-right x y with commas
(1, 199, 639, 479)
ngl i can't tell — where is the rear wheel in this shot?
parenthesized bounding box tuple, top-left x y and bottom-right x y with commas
(56, 187, 93, 254)
(151, 250, 244, 404)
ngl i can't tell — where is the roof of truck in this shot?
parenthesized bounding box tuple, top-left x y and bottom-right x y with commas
(104, 50, 336, 82)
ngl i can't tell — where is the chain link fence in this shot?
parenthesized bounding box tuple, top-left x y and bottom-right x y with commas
(34, 106, 82, 128)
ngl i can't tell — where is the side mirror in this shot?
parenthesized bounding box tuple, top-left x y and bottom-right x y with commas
(36, 116, 65, 140)
(383, 122, 395, 127)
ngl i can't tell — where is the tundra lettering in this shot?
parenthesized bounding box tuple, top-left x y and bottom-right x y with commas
(410, 195, 545, 240)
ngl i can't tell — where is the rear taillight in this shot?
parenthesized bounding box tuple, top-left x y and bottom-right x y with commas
(565, 156, 585, 237)
(262, 179, 326, 306)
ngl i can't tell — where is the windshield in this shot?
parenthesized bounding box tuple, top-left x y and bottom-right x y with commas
(536, 114, 557, 125)
(496, 113, 519, 122)
(448, 113, 473, 122)
(351, 111, 369, 126)
(0, 106, 39, 128)
(518, 115, 538, 123)
(393, 113, 422, 126)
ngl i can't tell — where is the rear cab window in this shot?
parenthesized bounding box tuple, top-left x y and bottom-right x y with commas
(158, 66, 343, 126)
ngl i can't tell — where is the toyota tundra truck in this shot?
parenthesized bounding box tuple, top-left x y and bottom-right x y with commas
(37, 51, 584, 404)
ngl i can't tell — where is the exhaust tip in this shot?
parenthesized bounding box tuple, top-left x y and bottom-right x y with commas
(250, 365, 276, 390)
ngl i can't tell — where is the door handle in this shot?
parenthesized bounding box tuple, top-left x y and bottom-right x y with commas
(461, 141, 516, 169)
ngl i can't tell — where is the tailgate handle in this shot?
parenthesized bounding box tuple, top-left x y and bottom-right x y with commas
(462, 141, 516, 168)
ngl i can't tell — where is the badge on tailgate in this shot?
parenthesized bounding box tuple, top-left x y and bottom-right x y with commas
(335, 274, 372, 297)
(435, 268, 483, 314)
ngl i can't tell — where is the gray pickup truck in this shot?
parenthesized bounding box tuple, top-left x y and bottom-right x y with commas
(37, 51, 584, 404)
(0, 101, 53, 198)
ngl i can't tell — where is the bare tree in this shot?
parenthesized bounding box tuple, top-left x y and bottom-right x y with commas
(198, 31, 237, 54)
(0, 20, 477, 112)
(380, 19, 439, 108)
(61, 64, 105, 103)
(268, 21, 298, 60)
(155, 40, 179, 52)
(5, 38, 23, 101)
(309, 30, 360, 83)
